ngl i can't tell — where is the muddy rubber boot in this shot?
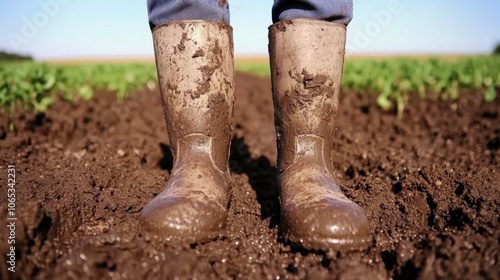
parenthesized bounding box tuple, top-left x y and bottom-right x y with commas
(269, 19, 371, 250)
(141, 20, 234, 242)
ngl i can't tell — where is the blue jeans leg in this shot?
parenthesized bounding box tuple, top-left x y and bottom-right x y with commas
(272, 0, 353, 25)
(147, 0, 230, 29)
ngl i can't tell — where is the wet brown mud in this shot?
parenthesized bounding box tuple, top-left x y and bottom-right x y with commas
(0, 73, 498, 279)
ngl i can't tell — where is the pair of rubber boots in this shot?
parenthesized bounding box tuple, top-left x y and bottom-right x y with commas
(141, 19, 371, 250)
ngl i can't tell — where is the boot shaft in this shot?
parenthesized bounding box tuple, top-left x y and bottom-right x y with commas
(152, 20, 235, 172)
(268, 19, 347, 172)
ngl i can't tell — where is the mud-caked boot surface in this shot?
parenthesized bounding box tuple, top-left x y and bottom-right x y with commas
(269, 19, 371, 250)
(142, 20, 234, 242)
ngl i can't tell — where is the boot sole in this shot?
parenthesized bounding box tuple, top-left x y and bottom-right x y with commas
(284, 231, 372, 251)
(142, 220, 226, 245)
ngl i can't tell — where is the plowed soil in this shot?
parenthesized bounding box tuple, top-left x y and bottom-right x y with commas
(0, 73, 499, 279)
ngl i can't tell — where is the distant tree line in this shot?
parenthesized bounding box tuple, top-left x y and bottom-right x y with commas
(0, 50, 33, 61)
(494, 43, 500, 55)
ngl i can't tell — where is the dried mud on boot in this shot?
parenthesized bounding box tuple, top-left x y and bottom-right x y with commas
(0, 74, 499, 279)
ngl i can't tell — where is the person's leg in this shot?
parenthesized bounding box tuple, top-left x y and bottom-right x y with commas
(141, 1, 234, 242)
(272, 0, 352, 25)
(148, 0, 230, 29)
(268, 1, 371, 250)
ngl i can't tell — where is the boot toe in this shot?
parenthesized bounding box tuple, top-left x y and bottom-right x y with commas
(282, 198, 371, 250)
(141, 197, 227, 242)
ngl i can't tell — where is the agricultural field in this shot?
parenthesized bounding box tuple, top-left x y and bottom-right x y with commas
(0, 56, 499, 279)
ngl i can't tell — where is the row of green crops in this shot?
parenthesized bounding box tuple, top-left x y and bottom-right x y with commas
(0, 63, 157, 114)
(343, 57, 500, 116)
(1, 56, 499, 117)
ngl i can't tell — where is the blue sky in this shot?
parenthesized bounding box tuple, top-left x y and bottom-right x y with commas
(0, 0, 499, 59)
